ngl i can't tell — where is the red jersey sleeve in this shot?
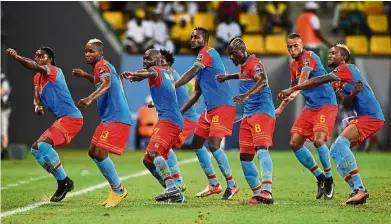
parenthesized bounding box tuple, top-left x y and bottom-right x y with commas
(290, 62, 298, 86)
(97, 64, 111, 81)
(148, 66, 163, 88)
(33, 74, 40, 89)
(194, 49, 212, 69)
(43, 65, 58, 82)
(328, 64, 353, 82)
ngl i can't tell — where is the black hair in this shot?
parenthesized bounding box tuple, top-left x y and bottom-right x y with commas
(39, 46, 56, 65)
(194, 27, 209, 41)
(287, 33, 302, 40)
(159, 49, 175, 66)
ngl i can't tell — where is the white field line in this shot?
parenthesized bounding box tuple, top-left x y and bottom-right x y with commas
(1, 157, 198, 219)
(1, 176, 51, 190)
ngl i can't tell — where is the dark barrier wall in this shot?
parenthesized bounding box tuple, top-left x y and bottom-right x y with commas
(2, 2, 120, 148)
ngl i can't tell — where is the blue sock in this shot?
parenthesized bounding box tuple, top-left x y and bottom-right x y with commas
(144, 163, 166, 188)
(195, 146, 218, 186)
(153, 156, 176, 189)
(167, 149, 184, 186)
(212, 148, 235, 188)
(31, 148, 49, 172)
(295, 146, 323, 178)
(317, 144, 332, 178)
(37, 142, 66, 180)
(331, 136, 365, 191)
(240, 160, 262, 195)
(257, 149, 273, 193)
(94, 157, 123, 194)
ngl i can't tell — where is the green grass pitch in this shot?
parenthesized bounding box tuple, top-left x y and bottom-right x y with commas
(1, 149, 391, 223)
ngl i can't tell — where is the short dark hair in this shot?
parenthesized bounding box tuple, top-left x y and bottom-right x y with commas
(159, 49, 175, 66)
(194, 27, 209, 41)
(287, 33, 302, 40)
(40, 46, 56, 66)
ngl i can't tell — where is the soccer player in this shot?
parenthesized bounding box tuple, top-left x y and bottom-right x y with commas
(121, 49, 185, 203)
(279, 44, 385, 205)
(216, 38, 275, 204)
(72, 39, 131, 207)
(275, 33, 337, 200)
(6, 47, 83, 202)
(174, 27, 239, 200)
(160, 49, 199, 190)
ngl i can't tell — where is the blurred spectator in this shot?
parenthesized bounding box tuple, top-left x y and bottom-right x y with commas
(123, 2, 146, 16)
(1, 72, 11, 159)
(216, 15, 242, 53)
(124, 9, 153, 54)
(171, 15, 193, 53)
(135, 96, 158, 149)
(296, 2, 332, 56)
(155, 1, 186, 26)
(218, 1, 240, 22)
(240, 1, 258, 14)
(332, 2, 373, 38)
(151, 11, 175, 53)
(263, 1, 292, 36)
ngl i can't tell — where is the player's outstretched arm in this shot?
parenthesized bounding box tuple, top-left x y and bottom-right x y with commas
(175, 65, 200, 88)
(216, 73, 239, 83)
(233, 73, 267, 104)
(180, 80, 202, 114)
(121, 68, 158, 82)
(279, 74, 334, 100)
(72, 68, 94, 84)
(77, 76, 111, 108)
(6, 48, 47, 74)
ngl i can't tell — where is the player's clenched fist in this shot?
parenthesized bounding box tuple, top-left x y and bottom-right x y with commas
(278, 89, 294, 101)
(215, 74, 227, 83)
(233, 93, 249, 104)
(72, 68, 86, 78)
(34, 105, 44, 116)
(6, 48, 18, 58)
(77, 97, 92, 108)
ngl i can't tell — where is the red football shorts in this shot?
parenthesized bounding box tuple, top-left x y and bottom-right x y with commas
(174, 118, 197, 149)
(146, 120, 182, 159)
(291, 105, 338, 141)
(239, 114, 275, 154)
(195, 106, 236, 139)
(91, 122, 131, 156)
(38, 116, 83, 147)
(347, 116, 384, 147)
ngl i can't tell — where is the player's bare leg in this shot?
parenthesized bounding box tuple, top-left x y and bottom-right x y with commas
(313, 132, 334, 200)
(209, 136, 239, 200)
(89, 145, 127, 208)
(192, 135, 222, 198)
(31, 137, 74, 202)
(290, 133, 326, 199)
(330, 124, 369, 205)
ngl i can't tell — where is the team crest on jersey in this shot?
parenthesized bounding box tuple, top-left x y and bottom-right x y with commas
(254, 64, 263, 74)
(303, 59, 310, 67)
(197, 54, 203, 62)
(331, 68, 339, 74)
(99, 68, 106, 75)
